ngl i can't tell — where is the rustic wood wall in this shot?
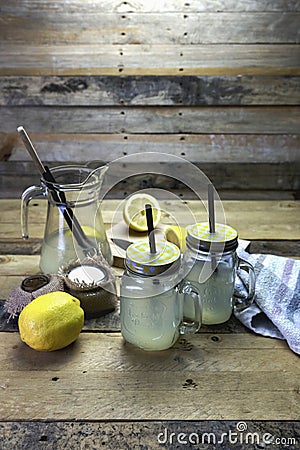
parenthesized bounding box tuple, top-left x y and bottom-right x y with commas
(0, 0, 299, 198)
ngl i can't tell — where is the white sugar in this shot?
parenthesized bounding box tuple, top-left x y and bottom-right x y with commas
(68, 265, 106, 285)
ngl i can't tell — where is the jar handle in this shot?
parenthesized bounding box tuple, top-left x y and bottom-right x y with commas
(21, 185, 46, 239)
(234, 257, 256, 310)
(178, 281, 202, 334)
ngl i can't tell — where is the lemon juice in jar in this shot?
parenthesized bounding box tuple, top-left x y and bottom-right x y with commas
(182, 223, 255, 325)
(120, 240, 201, 351)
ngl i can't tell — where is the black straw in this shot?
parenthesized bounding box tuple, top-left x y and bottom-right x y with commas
(207, 183, 217, 272)
(43, 166, 93, 250)
(145, 204, 156, 254)
(208, 183, 215, 234)
(17, 126, 93, 251)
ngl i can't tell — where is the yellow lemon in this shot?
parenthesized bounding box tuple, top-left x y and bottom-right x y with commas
(18, 292, 84, 351)
(123, 193, 161, 232)
(164, 225, 187, 252)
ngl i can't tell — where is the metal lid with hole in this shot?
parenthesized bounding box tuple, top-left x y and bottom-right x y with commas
(186, 222, 238, 253)
(125, 240, 181, 276)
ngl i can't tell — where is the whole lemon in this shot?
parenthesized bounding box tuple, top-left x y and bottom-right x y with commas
(18, 292, 84, 351)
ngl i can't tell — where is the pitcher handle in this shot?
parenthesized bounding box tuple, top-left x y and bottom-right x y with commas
(234, 257, 256, 310)
(21, 185, 45, 239)
(178, 281, 202, 334)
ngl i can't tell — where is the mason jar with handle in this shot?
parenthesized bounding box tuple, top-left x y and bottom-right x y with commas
(182, 222, 255, 325)
(120, 240, 202, 351)
(21, 165, 113, 274)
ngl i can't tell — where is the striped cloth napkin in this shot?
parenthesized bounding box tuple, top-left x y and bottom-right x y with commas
(234, 247, 300, 355)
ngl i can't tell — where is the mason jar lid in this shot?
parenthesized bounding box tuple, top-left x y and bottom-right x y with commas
(125, 240, 181, 276)
(186, 222, 238, 253)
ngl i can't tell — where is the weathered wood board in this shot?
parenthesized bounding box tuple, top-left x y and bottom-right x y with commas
(1, 76, 299, 106)
(0, 0, 299, 197)
(0, 420, 299, 450)
(1, 44, 299, 76)
(1, 12, 299, 45)
(2, 106, 299, 134)
(0, 332, 299, 421)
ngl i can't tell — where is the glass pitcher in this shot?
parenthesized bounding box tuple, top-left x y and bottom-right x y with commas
(21, 165, 113, 274)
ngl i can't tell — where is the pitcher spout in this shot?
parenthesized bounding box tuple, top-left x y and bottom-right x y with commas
(83, 162, 109, 188)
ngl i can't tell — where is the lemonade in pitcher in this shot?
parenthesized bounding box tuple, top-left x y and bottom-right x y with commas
(21, 165, 113, 273)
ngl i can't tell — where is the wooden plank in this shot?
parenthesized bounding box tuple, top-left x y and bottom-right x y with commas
(1, 76, 300, 106)
(2, 0, 300, 13)
(1, 13, 299, 45)
(1, 200, 299, 241)
(1, 106, 299, 134)
(0, 255, 40, 276)
(4, 133, 300, 164)
(0, 44, 299, 76)
(0, 421, 298, 449)
(1, 162, 299, 198)
(1, 238, 299, 259)
(0, 333, 298, 420)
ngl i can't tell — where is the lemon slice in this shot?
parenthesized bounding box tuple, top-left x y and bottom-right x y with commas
(164, 225, 187, 251)
(123, 193, 161, 231)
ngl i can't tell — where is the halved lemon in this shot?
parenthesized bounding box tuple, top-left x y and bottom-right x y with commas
(123, 193, 161, 232)
(164, 225, 187, 252)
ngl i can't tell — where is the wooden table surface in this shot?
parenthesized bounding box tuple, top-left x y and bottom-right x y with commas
(0, 198, 299, 449)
